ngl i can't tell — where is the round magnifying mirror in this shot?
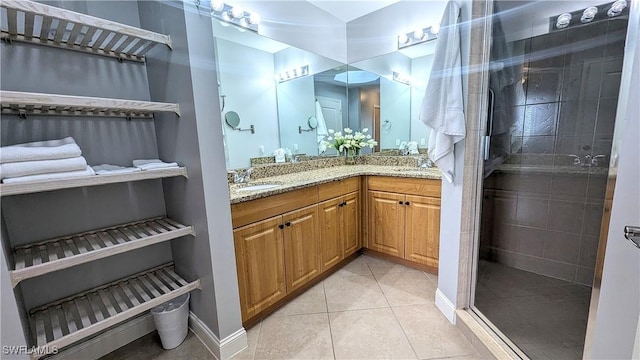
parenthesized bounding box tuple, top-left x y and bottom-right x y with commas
(225, 111, 241, 129)
(308, 116, 318, 129)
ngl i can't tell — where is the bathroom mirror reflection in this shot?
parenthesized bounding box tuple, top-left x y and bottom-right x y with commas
(212, 20, 347, 169)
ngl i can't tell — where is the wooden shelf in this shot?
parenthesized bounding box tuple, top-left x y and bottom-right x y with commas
(28, 263, 200, 359)
(10, 218, 194, 287)
(1, 0, 172, 62)
(0, 91, 181, 119)
(0, 166, 188, 197)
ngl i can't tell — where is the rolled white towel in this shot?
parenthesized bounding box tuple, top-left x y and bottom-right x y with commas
(2, 166, 96, 184)
(132, 159, 179, 171)
(0, 137, 82, 164)
(92, 164, 141, 175)
(0, 156, 87, 180)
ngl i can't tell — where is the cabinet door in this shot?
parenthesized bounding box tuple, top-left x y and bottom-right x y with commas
(283, 205, 321, 292)
(343, 191, 360, 256)
(404, 195, 440, 268)
(233, 216, 285, 321)
(368, 191, 405, 257)
(319, 198, 343, 272)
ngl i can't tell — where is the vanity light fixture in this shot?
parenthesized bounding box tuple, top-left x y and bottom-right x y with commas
(397, 24, 439, 49)
(608, 0, 627, 17)
(556, 13, 572, 29)
(210, 0, 260, 32)
(392, 71, 412, 85)
(276, 65, 309, 83)
(581, 7, 599, 22)
(552, 2, 629, 31)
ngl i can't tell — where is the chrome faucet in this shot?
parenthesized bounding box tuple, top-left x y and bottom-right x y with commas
(232, 168, 253, 184)
(416, 157, 433, 168)
(590, 154, 607, 167)
(568, 154, 607, 167)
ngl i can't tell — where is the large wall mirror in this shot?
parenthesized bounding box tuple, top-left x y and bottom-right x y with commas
(213, 20, 347, 169)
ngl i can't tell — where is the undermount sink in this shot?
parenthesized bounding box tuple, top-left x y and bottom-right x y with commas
(236, 183, 282, 192)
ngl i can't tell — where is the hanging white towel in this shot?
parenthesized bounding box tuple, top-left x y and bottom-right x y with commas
(132, 159, 179, 171)
(2, 166, 96, 184)
(315, 100, 329, 150)
(92, 164, 141, 175)
(0, 137, 82, 164)
(419, 1, 466, 183)
(0, 156, 87, 180)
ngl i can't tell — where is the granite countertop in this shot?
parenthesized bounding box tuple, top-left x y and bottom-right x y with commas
(228, 165, 442, 204)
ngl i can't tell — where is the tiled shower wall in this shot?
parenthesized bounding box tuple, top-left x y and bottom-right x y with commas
(480, 17, 628, 285)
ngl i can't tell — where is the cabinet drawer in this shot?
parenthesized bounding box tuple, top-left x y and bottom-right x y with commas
(318, 177, 359, 202)
(231, 186, 319, 228)
(367, 176, 441, 198)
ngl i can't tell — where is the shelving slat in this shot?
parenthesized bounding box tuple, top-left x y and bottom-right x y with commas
(28, 263, 200, 359)
(0, 91, 181, 118)
(0, 166, 188, 197)
(10, 218, 194, 287)
(1, 0, 172, 62)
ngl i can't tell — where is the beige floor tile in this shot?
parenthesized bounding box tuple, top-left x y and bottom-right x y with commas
(254, 313, 334, 360)
(392, 304, 478, 360)
(364, 255, 413, 274)
(423, 271, 438, 286)
(329, 308, 417, 360)
(324, 274, 389, 312)
(272, 282, 327, 316)
(232, 321, 261, 360)
(332, 256, 372, 277)
(375, 270, 437, 306)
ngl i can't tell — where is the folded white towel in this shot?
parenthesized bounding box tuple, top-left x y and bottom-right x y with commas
(2, 166, 96, 184)
(132, 159, 179, 171)
(92, 164, 141, 175)
(0, 137, 82, 164)
(0, 156, 87, 180)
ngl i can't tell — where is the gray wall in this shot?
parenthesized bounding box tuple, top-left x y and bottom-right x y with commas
(138, 0, 243, 340)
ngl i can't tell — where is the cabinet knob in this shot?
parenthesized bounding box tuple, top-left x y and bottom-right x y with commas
(342, 201, 347, 206)
(399, 201, 403, 204)
(405, 201, 410, 206)
(285, 222, 291, 227)
(278, 224, 284, 229)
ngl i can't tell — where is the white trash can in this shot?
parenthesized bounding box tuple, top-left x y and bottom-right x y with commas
(151, 293, 190, 350)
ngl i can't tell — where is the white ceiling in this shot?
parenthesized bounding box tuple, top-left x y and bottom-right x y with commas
(306, 0, 401, 22)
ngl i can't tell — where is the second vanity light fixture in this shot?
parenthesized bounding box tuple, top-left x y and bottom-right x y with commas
(397, 24, 439, 49)
(210, 0, 261, 32)
(276, 65, 309, 83)
(554, 0, 627, 30)
(392, 72, 412, 85)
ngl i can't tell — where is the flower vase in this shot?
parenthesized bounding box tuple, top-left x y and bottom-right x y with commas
(345, 148, 359, 165)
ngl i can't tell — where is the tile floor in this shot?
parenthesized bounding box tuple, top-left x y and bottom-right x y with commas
(474, 260, 592, 360)
(102, 255, 481, 360)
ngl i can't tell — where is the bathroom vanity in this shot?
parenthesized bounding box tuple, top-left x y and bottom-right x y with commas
(228, 164, 441, 325)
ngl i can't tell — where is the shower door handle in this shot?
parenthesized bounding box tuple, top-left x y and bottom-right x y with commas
(624, 226, 640, 249)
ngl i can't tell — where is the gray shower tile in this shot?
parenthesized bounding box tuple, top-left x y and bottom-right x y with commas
(522, 136, 555, 154)
(554, 135, 593, 155)
(539, 259, 576, 282)
(516, 173, 552, 197)
(550, 173, 588, 200)
(582, 203, 604, 237)
(600, 58, 624, 98)
(557, 100, 597, 136)
(528, 31, 566, 69)
(547, 200, 585, 234)
(543, 231, 581, 264)
(605, 19, 628, 57)
(595, 97, 618, 136)
(586, 175, 608, 202)
(575, 266, 595, 286)
(565, 22, 608, 63)
(578, 235, 600, 268)
(510, 105, 526, 136)
(523, 103, 559, 135)
(525, 72, 562, 104)
(493, 194, 517, 224)
(516, 197, 548, 228)
(494, 222, 520, 252)
(517, 226, 546, 257)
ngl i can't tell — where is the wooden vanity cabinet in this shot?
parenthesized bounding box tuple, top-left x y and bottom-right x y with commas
(318, 191, 360, 272)
(282, 205, 321, 292)
(366, 177, 441, 270)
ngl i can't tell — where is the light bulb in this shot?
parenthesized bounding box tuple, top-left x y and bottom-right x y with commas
(231, 5, 244, 18)
(210, 0, 224, 12)
(221, 11, 231, 22)
(431, 23, 440, 35)
(556, 13, 572, 29)
(413, 28, 425, 40)
(239, 18, 249, 28)
(398, 33, 409, 45)
(608, 0, 627, 16)
(581, 7, 598, 23)
(249, 12, 261, 25)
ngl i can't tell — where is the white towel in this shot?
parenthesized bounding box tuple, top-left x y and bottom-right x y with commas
(2, 166, 95, 184)
(92, 164, 141, 175)
(315, 100, 329, 147)
(0, 156, 87, 180)
(419, 1, 466, 183)
(0, 137, 82, 164)
(132, 159, 179, 171)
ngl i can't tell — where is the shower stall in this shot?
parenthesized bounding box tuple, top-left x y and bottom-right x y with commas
(472, 1, 630, 359)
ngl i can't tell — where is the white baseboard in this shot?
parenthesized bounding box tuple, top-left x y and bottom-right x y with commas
(49, 314, 156, 360)
(435, 288, 457, 324)
(188, 312, 247, 360)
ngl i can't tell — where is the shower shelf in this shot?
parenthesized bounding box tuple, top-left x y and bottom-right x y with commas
(0, 166, 188, 197)
(0, 91, 181, 118)
(1, 0, 172, 62)
(9, 217, 195, 287)
(27, 263, 200, 359)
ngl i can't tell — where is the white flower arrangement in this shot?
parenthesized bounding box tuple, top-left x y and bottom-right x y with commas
(321, 127, 377, 154)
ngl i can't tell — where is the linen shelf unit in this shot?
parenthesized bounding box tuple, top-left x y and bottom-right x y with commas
(9, 218, 195, 287)
(28, 263, 200, 360)
(0, 91, 181, 119)
(0, 0, 172, 62)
